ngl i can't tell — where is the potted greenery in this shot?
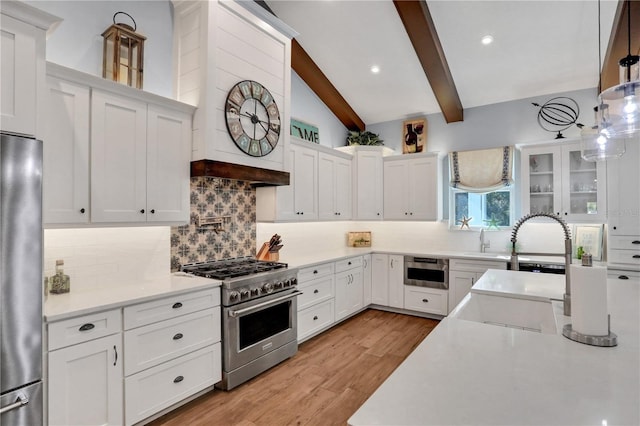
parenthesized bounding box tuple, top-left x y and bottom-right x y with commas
(346, 130, 384, 146)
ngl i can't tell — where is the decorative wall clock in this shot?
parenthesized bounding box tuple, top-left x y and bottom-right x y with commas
(225, 80, 281, 157)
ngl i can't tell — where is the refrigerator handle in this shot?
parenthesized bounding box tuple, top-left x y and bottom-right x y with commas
(113, 345, 118, 366)
(0, 392, 29, 415)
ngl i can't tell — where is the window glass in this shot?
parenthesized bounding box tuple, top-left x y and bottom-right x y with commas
(451, 188, 513, 228)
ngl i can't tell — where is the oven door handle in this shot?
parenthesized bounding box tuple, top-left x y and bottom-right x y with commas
(228, 291, 302, 318)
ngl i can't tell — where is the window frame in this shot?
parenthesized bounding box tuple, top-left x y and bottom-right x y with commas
(449, 186, 516, 230)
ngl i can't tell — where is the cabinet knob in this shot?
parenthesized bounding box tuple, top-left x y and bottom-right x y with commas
(140, 209, 145, 214)
(173, 375, 184, 383)
(313, 289, 319, 294)
(150, 209, 155, 214)
(613, 226, 617, 230)
(410, 212, 413, 215)
(313, 316, 318, 321)
(80, 208, 86, 214)
(313, 270, 318, 274)
(348, 261, 352, 265)
(377, 213, 380, 216)
(405, 212, 408, 215)
(422, 299, 429, 303)
(301, 212, 304, 215)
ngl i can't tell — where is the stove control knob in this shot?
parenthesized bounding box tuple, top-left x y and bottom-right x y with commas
(240, 289, 250, 300)
(251, 288, 260, 297)
(282, 279, 290, 288)
(262, 283, 273, 293)
(289, 277, 297, 286)
(229, 291, 240, 302)
(274, 281, 283, 290)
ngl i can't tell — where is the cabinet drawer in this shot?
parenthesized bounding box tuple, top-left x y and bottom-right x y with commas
(298, 262, 334, 282)
(609, 235, 640, 250)
(124, 288, 220, 330)
(298, 299, 334, 342)
(608, 249, 640, 268)
(334, 256, 363, 273)
(297, 275, 334, 311)
(48, 309, 121, 351)
(124, 343, 221, 426)
(607, 269, 640, 280)
(124, 307, 221, 376)
(450, 258, 507, 272)
(404, 286, 448, 315)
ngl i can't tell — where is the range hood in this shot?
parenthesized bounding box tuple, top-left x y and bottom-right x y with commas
(191, 160, 289, 187)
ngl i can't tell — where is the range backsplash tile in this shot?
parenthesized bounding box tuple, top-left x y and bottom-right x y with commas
(170, 177, 256, 271)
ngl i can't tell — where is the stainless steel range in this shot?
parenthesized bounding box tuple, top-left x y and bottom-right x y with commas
(181, 258, 299, 390)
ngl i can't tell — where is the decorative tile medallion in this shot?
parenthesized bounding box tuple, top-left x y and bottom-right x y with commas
(170, 177, 256, 271)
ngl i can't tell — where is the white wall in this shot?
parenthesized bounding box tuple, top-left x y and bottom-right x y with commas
(27, 0, 174, 98)
(291, 70, 349, 148)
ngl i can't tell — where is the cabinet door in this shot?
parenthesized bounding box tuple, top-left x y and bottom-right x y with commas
(355, 150, 383, 219)
(521, 145, 562, 216)
(335, 269, 363, 321)
(561, 142, 607, 222)
(362, 254, 372, 306)
(383, 160, 409, 219)
(292, 144, 318, 220)
(388, 255, 404, 308)
(48, 334, 123, 426)
(43, 77, 90, 224)
(91, 90, 147, 223)
(146, 104, 191, 223)
(335, 156, 352, 219)
(409, 156, 439, 220)
(370, 254, 389, 305)
(608, 141, 640, 236)
(448, 270, 476, 313)
(0, 14, 38, 135)
(318, 152, 337, 220)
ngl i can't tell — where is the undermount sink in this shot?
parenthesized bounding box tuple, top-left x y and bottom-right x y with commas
(449, 292, 558, 334)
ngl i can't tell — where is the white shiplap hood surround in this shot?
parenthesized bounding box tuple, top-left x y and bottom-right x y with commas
(171, 0, 297, 182)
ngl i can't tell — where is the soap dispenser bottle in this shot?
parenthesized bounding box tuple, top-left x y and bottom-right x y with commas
(49, 259, 70, 294)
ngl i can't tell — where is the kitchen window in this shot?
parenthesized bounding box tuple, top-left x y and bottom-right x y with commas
(451, 187, 514, 228)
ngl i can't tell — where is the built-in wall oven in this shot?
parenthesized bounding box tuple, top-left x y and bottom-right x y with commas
(404, 256, 449, 289)
(182, 258, 299, 390)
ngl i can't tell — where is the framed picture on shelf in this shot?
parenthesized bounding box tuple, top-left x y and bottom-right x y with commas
(573, 224, 604, 260)
(290, 118, 319, 144)
(402, 118, 427, 154)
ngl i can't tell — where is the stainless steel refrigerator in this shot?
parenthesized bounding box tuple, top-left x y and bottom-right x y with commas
(0, 132, 43, 425)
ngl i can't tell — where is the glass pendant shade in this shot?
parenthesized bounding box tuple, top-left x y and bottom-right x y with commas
(598, 80, 640, 140)
(581, 107, 626, 161)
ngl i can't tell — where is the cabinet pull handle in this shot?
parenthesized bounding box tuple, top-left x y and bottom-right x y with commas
(422, 299, 429, 303)
(633, 255, 640, 259)
(618, 275, 629, 280)
(113, 345, 118, 366)
(173, 333, 184, 340)
(390, 259, 394, 268)
(80, 208, 86, 214)
(313, 316, 318, 320)
(79, 323, 95, 332)
(173, 375, 184, 383)
(471, 278, 475, 285)
(632, 240, 640, 244)
(313, 270, 318, 274)
(313, 289, 319, 294)
(172, 302, 183, 309)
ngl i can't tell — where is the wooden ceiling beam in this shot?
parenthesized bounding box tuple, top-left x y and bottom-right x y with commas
(393, 0, 463, 123)
(601, 0, 640, 91)
(291, 39, 366, 131)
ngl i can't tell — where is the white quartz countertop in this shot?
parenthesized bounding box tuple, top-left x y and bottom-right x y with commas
(349, 271, 640, 426)
(470, 269, 566, 301)
(44, 273, 221, 322)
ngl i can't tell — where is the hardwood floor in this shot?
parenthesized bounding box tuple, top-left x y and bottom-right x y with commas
(148, 309, 439, 426)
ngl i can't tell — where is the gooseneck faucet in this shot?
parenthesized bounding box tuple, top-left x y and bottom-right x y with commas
(510, 213, 573, 316)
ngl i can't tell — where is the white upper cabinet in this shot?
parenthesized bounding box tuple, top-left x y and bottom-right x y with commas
(384, 153, 441, 221)
(43, 76, 90, 224)
(521, 140, 606, 223)
(318, 151, 352, 220)
(607, 140, 640, 236)
(0, 2, 59, 136)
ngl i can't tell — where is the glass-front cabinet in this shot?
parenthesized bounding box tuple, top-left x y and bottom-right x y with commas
(521, 140, 606, 223)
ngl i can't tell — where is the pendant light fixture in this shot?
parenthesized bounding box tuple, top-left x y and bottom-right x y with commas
(597, 0, 639, 141)
(581, 0, 627, 161)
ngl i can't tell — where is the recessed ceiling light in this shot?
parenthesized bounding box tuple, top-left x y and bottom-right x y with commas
(370, 65, 380, 74)
(481, 35, 494, 45)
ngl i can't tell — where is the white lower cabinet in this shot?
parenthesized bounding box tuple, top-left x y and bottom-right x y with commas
(125, 344, 221, 425)
(370, 254, 404, 308)
(48, 312, 123, 426)
(47, 287, 221, 426)
(404, 286, 448, 315)
(334, 266, 363, 321)
(448, 258, 507, 313)
(297, 262, 335, 342)
(298, 299, 335, 342)
(362, 254, 372, 305)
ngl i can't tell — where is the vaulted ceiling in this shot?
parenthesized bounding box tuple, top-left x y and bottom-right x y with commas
(266, 0, 638, 131)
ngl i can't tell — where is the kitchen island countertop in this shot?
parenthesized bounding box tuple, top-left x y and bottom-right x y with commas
(348, 270, 640, 425)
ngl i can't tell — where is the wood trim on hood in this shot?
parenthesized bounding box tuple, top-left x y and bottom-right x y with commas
(191, 160, 290, 187)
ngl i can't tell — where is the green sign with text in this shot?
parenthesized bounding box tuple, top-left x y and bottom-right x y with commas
(290, 118, 319, 144)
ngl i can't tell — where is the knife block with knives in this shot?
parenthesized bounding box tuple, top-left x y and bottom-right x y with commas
(257, 234, 283, 261)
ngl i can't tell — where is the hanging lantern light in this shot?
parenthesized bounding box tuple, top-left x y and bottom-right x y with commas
(102, 12, 145, 89)
(597, 0, 639, 141)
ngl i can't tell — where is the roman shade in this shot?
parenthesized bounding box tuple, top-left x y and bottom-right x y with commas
(450, 146, 513, 192)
